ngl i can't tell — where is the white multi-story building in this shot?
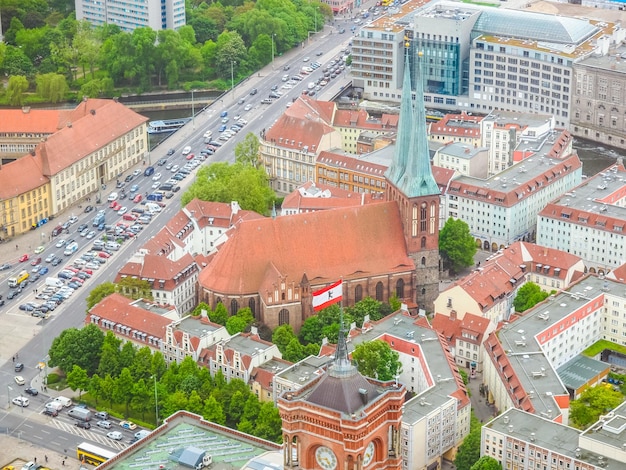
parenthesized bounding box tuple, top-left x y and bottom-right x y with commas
(537, 161, 626, 274)
(76, 0, 186, 31)
(443, 132, 581, 251)
(483, 403, 626, 470)
(433, 142, 489, 178)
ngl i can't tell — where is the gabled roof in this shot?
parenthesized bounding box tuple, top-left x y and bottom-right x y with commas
(87, 293, 172, 340)
(116, 252, 198, 290)
(36, 99, 148, 176)
(0, 153, 49, 199)
(198, 201, 413, 294)
(496, 241, 583, 280)
(265, 96, 337, 152)
(0, 108, 66, 134)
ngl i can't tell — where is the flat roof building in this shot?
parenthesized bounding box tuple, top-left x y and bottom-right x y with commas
(75, 0, 186, 32)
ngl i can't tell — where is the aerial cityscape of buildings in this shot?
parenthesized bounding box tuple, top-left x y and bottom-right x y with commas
(5, 0, 626, 468)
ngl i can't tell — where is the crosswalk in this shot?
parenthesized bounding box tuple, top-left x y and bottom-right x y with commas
(50, 418, 128, 451)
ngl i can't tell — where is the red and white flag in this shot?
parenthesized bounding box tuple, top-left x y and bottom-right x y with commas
(312, 280, 343, 311)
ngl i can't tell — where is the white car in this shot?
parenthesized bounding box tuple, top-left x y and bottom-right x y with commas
(107, 431, 123, 440)
(152, 173, 162, 181)
(85, 262, 100, 270)
(107, 192, 118, 202)
(12, 396, 29, 407)
(151, 181, 161, 189)
(244, 104, 252, 111)
(133, 169, 142, 177)
(68, 216, 78, 224)
(97, 420, 112, 429)
(182, 146, 191, 155)
(55, 239, 67, 248)
(86, 231, 96, 239)
(118, 207, 128, 215)
(14, 376, 25, 385)
(170, 165, 180, 173)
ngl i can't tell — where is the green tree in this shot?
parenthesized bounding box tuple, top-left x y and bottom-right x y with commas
(182, 162, 274, 215)
(88, 374, 103, 406)
(98, 331, 122, 378)
(117, 277, 153, 300)
(192, 302, 212, 317)
(35, 73, 68, 103)
(254, 402, 283, 443)
(86, 282, 116, 309)
(131, 379, 152, 421)
(454, 418, 482, 470)
(48, 324, 104, 375)
(204, 395, 226, 425)
(6, 75, 29, 106)
(235, 133, 261, 168)
(272, 324, 297, 354)
(439, 218, 477, 274)
(299, 315, 323, 345)
(351, 340, 402, 381)
(470, 456, 502, 470)
(225, 307, 255, 335)
(513, 282, 551, 312)
(101, 374, 116, 408)
(283, 337, 306, 362)
(347, 297, 383, 327)
(570, 385, 624, 429)
(114, 368, 135, 416)
(210, 302, 229, 325)
(67, 365, 90, 399)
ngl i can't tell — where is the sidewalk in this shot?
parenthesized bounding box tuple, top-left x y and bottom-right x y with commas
(0, 435, 80, 470)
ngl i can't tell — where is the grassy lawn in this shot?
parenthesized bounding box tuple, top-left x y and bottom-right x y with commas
(582, 339, 626, 357)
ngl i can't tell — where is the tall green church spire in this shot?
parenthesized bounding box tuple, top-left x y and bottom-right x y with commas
(398, 51, 440, 198)
(384, 45, 413, 186)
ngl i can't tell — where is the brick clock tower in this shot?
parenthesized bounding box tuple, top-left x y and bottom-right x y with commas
(278, 327, 405, 470)
(385, 47, 441, 312)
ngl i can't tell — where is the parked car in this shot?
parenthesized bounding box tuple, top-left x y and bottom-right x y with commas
(119, 420, 137, 430)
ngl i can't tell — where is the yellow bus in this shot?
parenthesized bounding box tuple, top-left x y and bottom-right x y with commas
(77, 442, 117, 466)
(8, 270, 29, 288)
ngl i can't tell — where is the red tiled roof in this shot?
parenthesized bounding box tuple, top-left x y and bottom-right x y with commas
(428, 112, 483, 138)
(265, 97, 337, 151)
(608, 263, 626, 284)
(0, 153, 49, 199)
(317, 151, 387, 178)
(198, 201, 413, 294)
(36, 99, 148, 176)
(497, 241, 582, 280)
(0, 108, 66, 133)
(116, 252, 197, 290)
(87, 293, 172, 340)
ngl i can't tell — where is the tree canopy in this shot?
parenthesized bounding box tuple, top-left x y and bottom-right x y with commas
(470, 456, 502, 470)
(570, 385, 624, 429)
(439, 218, 476, 274)
(181, 162, 275, 215)
(513, 282, 551, 312)
(351, 340, 402, 381)
(454, 413, 482, 470)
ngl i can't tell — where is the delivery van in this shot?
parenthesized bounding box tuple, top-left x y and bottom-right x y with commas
(45, 277, 64, 288)
(68, 406, 92, 422)
(53, 396, 72, 407)
(145, 203, 161, 214)
(45, 401, 63, 412)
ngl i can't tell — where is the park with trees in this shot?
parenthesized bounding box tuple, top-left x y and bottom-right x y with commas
(0, 0, 331, 105)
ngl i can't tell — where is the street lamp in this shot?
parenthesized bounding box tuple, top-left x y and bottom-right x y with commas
(7, 385, 12, 406)
(191, 89, 196, 129)
(152, 375, 159, 426)
(271, 34, 275, 69)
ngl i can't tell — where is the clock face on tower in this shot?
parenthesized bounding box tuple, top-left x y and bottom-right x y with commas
(315, 446, 338, 470)
(363, 441, 375, 467)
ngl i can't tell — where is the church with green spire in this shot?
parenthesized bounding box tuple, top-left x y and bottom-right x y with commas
(385, 45, 441, 312)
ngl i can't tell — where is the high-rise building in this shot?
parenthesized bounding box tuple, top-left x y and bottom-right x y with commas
(75, 0, 186, 32)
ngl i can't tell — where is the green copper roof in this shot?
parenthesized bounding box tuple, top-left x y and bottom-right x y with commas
(388, 50, 440, 198)
(385, 51, 413, 185)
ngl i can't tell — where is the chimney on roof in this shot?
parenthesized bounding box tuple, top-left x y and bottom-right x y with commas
(450, 310, 457, 321)
(90, 109, 96, 116)
(22, 107, 31, 114)
(67, 122, 72, 128)
(250, 325, 258, 336)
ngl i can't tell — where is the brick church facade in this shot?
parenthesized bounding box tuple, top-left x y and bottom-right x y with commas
(197, 49, 441, 330)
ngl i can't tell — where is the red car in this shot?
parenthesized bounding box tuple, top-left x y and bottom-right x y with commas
(83, 269, 94, 275)
(19, 254, 29, 262)
(133, 194, 143, 203)
(186, 153, 195, 160)
(97, 252, 111, 259)
(31, 257, 42, 266)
